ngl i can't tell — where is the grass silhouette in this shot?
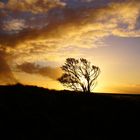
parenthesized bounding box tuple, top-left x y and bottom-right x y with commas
(0, 84, 140, 140)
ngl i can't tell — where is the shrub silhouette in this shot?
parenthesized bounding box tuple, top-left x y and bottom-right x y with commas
(58, 58, 100, 93)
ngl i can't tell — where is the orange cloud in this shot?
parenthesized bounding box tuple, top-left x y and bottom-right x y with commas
(1, 0, 140, 50)
(0, 52, 17, 84)
(1, 0, 66, 13)
(0, 2, 4, 8)
(8, 1, 140, 64)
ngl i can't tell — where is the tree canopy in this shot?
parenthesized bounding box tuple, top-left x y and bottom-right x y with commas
(58, 58, 100, 93)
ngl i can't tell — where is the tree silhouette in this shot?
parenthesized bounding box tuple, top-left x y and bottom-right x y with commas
(58, 58, 100, 93)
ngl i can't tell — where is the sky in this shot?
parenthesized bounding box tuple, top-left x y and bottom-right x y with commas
(0, 0, 140, 93)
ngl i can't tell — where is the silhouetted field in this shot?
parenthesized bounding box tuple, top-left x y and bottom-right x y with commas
(0, 84, 140, 140)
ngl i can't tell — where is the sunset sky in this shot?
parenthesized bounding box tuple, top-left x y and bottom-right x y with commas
(0, 0, 140, 93)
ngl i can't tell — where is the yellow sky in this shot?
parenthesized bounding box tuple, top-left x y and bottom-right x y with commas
(0, 0, 140, 93)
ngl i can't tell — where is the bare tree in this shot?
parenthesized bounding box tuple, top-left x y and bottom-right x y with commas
(58, 58, 100, 93)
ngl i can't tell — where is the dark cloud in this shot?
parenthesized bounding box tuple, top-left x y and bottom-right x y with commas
(17, 62, 62, 80)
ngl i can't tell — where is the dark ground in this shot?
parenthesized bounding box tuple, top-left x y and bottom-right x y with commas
(0, 84, 140, 140)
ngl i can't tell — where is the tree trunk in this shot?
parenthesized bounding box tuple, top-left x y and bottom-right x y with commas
(87, 78, 90, 93)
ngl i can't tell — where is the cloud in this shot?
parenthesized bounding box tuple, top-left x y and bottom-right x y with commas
(0, 2, 4, 8)
(4, 1, 140, 59)
(96, 1, 140, 35)
(1, 1, 140, 44)
(0, 0, 140, 85)
(16, 62, 62, 80)
(3, 19, 27, 32)
(0, 0, 66, 14)
(81, 0, 95, 2)
(0, 52, 17, 84)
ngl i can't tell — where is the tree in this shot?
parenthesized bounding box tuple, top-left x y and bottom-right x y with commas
(58, 58, 100, 93)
